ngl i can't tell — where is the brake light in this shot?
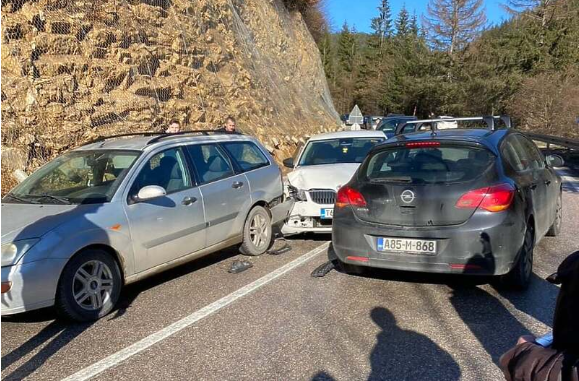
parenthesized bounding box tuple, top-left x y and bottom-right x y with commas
(456, 184, 515, 212)
(405, 141, 440, 148)
(336, 186, 367, 208)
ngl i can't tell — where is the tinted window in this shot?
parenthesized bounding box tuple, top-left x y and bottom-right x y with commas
(516, 136, 545, 170)
(187, 144, 234, 184)
(501, 135, 534, 173)
(9, 150, 139, 204)
(298, 137, 384, 166)
(363, 146, 494, 184)
(130, 148, 191, 196)
(222, 142, 269, 172)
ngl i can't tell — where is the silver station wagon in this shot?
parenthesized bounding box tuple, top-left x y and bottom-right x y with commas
(1, 131, 292, 321)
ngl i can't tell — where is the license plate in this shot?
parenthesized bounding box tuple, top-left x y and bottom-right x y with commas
(320, 208, 333, 219)
(377, 237, 436, 254)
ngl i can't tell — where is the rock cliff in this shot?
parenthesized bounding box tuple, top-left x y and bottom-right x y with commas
(1, 0, 339, 177)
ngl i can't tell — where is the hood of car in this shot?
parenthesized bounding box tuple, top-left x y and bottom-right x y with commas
(1, 203, 81, 243)
(287, 163, 360, 190)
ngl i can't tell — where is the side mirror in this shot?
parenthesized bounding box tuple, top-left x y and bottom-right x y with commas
(546, 154, 564, 168)
(136, 185, 166, 201)
(283, 158, 294, 169)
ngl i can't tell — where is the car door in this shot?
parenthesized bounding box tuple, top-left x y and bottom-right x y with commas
(186, 143, 251, 247)
(124, 147, 206, 272)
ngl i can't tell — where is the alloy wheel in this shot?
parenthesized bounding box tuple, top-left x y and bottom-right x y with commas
(72, 260, 114, 311)
(249, 213, 269, 250)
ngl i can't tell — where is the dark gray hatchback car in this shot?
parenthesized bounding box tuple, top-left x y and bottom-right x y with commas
(331, 128, 564, 289)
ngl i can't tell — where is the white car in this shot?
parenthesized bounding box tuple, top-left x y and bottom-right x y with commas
(281, 131, 385, 234)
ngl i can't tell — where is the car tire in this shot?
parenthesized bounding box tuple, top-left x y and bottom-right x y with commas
(502, 227, 534, 290)
(240, 206, 272, 256)
(55, 249, 122, 322)
(546, 192, 562, 237)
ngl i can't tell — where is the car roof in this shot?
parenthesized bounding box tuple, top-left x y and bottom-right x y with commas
(380, 128, 511, 153)
(308, 130, 386, 142)
(75, 133, 258, 152)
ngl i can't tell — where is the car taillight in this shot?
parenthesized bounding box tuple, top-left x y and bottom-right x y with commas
(456, 184, 515, 212)
(336, 186, 367, 208)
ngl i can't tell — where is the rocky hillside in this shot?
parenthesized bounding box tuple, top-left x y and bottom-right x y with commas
(1, 0, 339, 178)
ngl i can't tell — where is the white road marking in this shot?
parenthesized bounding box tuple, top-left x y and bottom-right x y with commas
(62, 242, 330, 381)
(557, 168, 579, 192)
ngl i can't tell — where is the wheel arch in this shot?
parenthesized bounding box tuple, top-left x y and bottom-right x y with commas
(62, 244, 126, 286)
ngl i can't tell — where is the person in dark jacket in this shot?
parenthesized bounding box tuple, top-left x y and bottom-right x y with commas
(216, 116, 237, 133)
(500, 250, 579, 381)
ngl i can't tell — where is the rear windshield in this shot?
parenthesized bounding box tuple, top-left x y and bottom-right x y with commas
(298, 137, 384, 166)
(362, 145, 494, 184)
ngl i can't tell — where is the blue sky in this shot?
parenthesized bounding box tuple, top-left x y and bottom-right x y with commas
(324, 0, 511, 33)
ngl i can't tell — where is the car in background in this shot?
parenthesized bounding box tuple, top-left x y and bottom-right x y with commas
(281, 131, 385, 235)
(363, 116, 383, 130)
(331, 127, 564, 289)
(1, 131, 292, 321)
(376, 115, 417, 138)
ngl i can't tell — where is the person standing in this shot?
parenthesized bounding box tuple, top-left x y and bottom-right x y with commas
(165, 120, 181, 133)
(217, 116, 237, 133)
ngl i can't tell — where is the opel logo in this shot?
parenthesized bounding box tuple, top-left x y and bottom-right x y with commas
(401, 190, 415, 204)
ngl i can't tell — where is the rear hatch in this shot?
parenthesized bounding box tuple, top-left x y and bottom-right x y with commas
(355, 141, 497, 227)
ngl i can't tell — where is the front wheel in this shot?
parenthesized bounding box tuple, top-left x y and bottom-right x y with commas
(55, 249, 122, 321)
(502, 227, 534, 290)
(240, 206, 272, 256)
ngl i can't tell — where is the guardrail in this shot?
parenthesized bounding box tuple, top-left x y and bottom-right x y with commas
(523, 132, 579, 150)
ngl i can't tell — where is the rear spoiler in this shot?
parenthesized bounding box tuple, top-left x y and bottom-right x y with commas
(395, 115, 512, 136)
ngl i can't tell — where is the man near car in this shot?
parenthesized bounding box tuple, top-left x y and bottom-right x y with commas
(217, 116, 237, 133)
(165, 120, 181, 134)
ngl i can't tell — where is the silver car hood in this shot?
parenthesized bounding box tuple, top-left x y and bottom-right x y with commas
(287, 163, 360, 191)
(1, 203, 80, 242)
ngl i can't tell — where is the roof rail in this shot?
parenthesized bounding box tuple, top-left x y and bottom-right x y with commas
(395, 115, 512, 136)
(82, 129, 239, 147)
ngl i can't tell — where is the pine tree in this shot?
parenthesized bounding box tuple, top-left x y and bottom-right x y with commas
(370, 0, 392, 49)
(409, 11, 420, 36)
(423, 0, 487, 56)
(395, 6, 410, 36)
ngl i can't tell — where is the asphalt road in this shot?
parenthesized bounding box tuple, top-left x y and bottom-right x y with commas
(2, 169, 578, 381)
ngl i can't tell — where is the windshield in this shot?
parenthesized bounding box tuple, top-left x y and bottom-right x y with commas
(298, 137, 384, 166)
(362, 145, 494, 184)
(5, 150, 140, 205)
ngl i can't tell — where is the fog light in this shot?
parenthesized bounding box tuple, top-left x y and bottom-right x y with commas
(1, 282, 12, 293)
(346, 256, 369, 263)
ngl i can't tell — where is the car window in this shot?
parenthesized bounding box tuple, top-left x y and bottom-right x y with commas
(298, 137, 384, 166)
(363, 146, 494, 184)
(8, 150, 139, 204)
(222, 142, 269, 172)
(187, 144, 234, 184)
(516, 135, 545, 170)
(130, 148, 191, 196)
(501, 135, 531, 173)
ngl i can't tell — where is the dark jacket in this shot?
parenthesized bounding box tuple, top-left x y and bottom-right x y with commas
(500, 251, 579, 381)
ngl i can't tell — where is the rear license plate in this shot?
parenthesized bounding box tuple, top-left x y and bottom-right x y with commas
(377, 237, 436, 254)
(320, 208, 333, 219)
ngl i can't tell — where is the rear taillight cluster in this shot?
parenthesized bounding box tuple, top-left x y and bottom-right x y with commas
(456, 184, 515, 212)
(336, 186, 367, 208)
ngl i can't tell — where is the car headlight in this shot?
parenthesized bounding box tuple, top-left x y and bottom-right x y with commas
(287, 185, 308, 201)
(1, 239, 40, 267)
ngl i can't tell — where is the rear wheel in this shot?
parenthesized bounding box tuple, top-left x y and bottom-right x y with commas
(502, 227, 534, 290)
(546, 192, 562, 237)
(55, 249, 122, 321)
(240, 206, 272, 256)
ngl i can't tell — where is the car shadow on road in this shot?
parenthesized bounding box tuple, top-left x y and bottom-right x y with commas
(311, 307, 461, 381)
(1, 320, 94, 381)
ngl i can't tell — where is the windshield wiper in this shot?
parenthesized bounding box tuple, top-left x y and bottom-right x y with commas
(3, 194, 40, 204)
(31, 194, 72, 204)
(369, 176, 413, 183)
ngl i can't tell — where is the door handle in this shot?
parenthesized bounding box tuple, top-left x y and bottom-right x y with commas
(530, 183, 538, 190)
(182, 196, 197, 205)
(232, 181, 244, 189)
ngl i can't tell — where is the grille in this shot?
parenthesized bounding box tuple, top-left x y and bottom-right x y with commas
(309, 189, 336, 205)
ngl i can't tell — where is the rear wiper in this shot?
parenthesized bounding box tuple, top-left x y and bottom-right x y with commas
(4, 194, 40, 204)
(32, 194, 72, 204)
(369, 176, 413, 183)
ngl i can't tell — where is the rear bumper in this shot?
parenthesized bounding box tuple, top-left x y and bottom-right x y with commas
(331, 206, 525, 276)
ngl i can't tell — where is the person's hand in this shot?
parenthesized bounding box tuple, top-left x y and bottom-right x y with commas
(517, 335, 535, 345)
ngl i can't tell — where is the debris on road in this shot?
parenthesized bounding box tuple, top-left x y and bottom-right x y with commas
(228, 260, 253, 274)
(267, 238, 292, 256)
(311, 261, 335, 277)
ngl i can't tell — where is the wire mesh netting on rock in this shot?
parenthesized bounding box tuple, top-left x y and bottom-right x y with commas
(1, 0, 339, 188)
